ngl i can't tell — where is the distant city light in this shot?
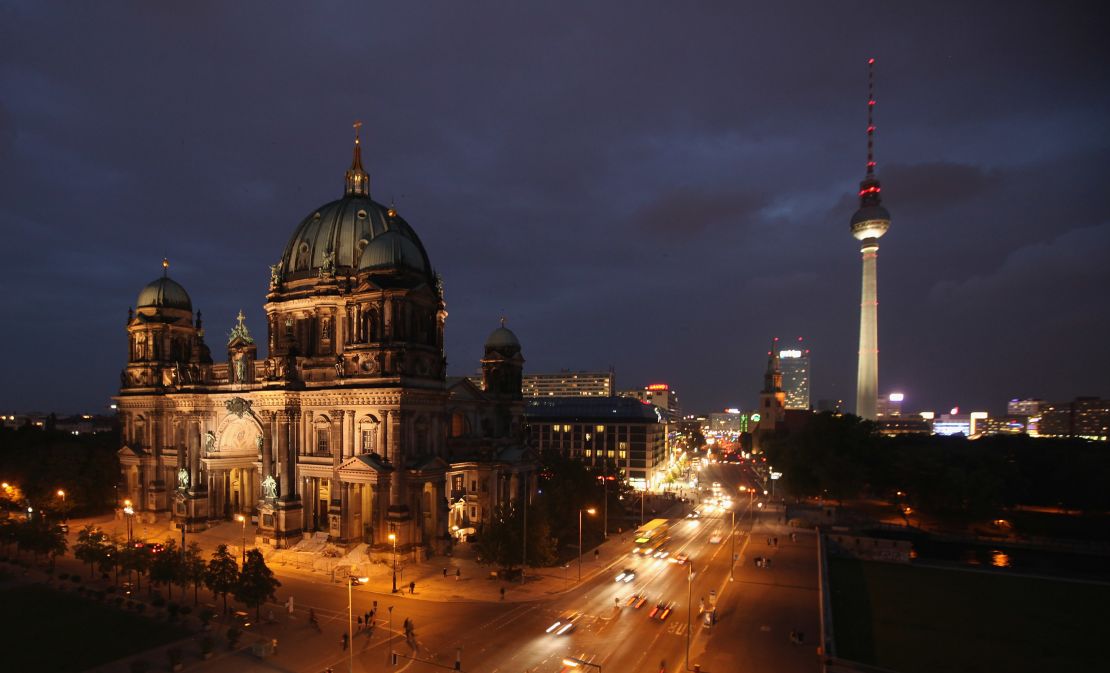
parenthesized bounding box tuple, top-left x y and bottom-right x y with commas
(889, 393, 905, 402)
(724, 408, 741, 414)
(950, 406, 959, 415)
(779, 349, 803, 358)
(646, 383, 669, 391)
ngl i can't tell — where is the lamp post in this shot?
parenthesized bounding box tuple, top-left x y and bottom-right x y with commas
(386, 605, 394, 667)
(236, 514, 247, 564)
(578, 507, 596, 583)
(56, 489, 66, 521)
(729, 506, 736, 582)
(388, 531, 398, 593)
(521, 495, 528, 586)
(686, 560, 694, 671)
(123, 500, 134, 544)
(347, 576, 367, 673)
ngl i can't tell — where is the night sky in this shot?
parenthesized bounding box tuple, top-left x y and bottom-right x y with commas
(2, 2, 1108, 416)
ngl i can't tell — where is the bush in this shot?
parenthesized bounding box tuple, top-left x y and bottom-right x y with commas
(179, 605, 192, 616)
(199, 607, 215, 624)
(226, 626, 241, 648)
(200, 635, 214, 654)
(166, 647, 182, 665)
(129, 660, 149, 673)
(70, 574, 81, 583)
(152, 594, 166, 607)
(58, 572, 69, 580)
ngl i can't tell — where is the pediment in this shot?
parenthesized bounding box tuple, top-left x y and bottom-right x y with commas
(338, 453, 393, 474)
(446, 377, 486, 401)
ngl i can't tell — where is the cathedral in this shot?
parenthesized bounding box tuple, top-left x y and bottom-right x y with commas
(116, 130, 535, 555)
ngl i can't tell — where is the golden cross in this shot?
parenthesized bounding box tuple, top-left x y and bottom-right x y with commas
(353, 120, 362, 143)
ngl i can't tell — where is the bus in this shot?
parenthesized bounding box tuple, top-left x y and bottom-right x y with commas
(632, 518, 671, 555)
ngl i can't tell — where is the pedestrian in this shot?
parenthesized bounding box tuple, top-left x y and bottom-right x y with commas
(594, 549, 600, 561)
(500, 586, 505, 601)
(341, 632, 349, 650)
(267, 608, 275, 623)
(271, 638, 278, 654)
(455, 568, 461, 580)
(365, 610, 371, 625)
(774, 536, 778, 546)
(357, 615, 363, 631)
(443, 567, 448, 578)
(409, 580, 416, 594)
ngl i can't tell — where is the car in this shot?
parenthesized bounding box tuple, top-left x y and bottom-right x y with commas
(625, 593, 648, 608)
(615, 569, 636, 583)
(653, 549, 670, 560)
(648, 601, 675, 621)
(708, 533, 723, 544)
(669, 552, 690, 565)
(545, 611, 582, 636)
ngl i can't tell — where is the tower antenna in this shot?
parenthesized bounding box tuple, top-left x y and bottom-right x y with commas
(867, 57, 876, 177)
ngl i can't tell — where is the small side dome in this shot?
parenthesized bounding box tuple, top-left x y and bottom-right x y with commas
(137, 276, 192, 312)
(358, 230, 428, 273)
(485, 325, 520, 350)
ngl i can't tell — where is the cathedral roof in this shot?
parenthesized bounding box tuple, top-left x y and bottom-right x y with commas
(275, 132, 434, 285)
(485, 325, 520, 349)
(136, 276, 192, 312)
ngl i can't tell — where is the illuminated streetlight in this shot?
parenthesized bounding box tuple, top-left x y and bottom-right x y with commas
(388, 531, 398, 593)
(236, 514, 247, 563)
(346, 576, 368, 673)
(578, 507, 596, 583)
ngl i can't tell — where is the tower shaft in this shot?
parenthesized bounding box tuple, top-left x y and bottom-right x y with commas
(855, 243, 879, 420)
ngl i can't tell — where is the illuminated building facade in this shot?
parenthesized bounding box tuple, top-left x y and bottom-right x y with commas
(777, 341, 810, 410)
(851, 59, 892, 420)
(116, 130, 535, 553)
(1038, 397, 1110, 441)
(526, 397, 666, 489)
(619, 383, 680, 418)
(876, 392, 904, 417)
(1007, 398, 1044, 416)
(520, 371, 614, 398)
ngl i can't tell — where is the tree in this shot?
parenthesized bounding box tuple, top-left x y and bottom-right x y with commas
(524, 506, 558, 567)
(149, 539, 183, 597)
(120, 542, 154, 592)
(205, 544, 240, 614)
(182, 542, 206, 605)
(473, 504, 522, 571)
(74, 525, 112, 578)
(234, 549, 281, 620)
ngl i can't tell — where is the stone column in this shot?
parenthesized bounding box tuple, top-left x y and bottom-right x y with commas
(380, 410, 391, 462)
(330, 410, 344, 463)
(277, 411, 292, 499)
(259, 411, 273, 490)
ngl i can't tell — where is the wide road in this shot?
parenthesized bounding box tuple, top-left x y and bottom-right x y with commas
(77, 460, 816, 673)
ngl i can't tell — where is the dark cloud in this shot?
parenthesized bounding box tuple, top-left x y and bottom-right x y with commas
(0, 1, 1107, 415)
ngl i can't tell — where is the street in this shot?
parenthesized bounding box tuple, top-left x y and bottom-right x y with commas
(59, 463, 817, 673)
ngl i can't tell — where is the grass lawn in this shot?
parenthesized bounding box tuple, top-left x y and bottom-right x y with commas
(0, 583, 190, 672)
(828, 557, 1110, 673)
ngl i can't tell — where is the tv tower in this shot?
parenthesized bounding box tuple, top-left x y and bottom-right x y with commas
(851, 58, 891, 420)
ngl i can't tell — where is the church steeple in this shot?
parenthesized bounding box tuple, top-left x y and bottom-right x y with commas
(344, 121, 370, 197)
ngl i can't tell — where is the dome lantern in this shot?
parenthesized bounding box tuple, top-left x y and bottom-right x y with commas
(345, 121, 370, 197)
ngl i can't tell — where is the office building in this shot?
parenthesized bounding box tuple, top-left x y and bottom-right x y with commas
(778, 339, 811, 410)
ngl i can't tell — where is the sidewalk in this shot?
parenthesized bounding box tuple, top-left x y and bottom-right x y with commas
(65, 500, 677, 605)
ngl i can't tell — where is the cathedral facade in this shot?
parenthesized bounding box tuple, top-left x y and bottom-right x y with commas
(117, 133, 534, 553)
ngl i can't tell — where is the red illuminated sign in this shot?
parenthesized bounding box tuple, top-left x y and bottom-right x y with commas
(646, 384, 669, 391)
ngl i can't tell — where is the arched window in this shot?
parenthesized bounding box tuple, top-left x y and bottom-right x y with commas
(450, 412, 470, 438)
(358, 415, 380, 454)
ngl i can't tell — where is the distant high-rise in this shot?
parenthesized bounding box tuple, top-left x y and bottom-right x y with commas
(1007, 398, 1044, 417)
(521, 370, 614, 398)
(851, 58, 892, 420)
(778, 338, 810, 410)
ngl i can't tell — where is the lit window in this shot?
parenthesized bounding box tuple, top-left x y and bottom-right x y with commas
(316, 429, 329, 454)
(607, 450, 615, 458)
(585, 449, 592, 457)
(619, 442, 627, 450)
(619, 451, 627, 459)
(596, 425, 605, 433)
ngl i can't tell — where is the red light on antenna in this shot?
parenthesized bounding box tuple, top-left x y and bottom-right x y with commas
(869, 100, 876, 106)
(868, 126, 875, 132)
(868, 58, 876, 65)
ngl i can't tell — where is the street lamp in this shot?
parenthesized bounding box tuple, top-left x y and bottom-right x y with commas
(236, 514, 247, 564)
(562, 656, 601, 671)
(686, 560, 695, 671)
(388, 531, 398, 593)
(347, 576, 368, 673)
(56, 489, 66, 522)
(578, 507, 596, 583)
(123, 500, 135, 543)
